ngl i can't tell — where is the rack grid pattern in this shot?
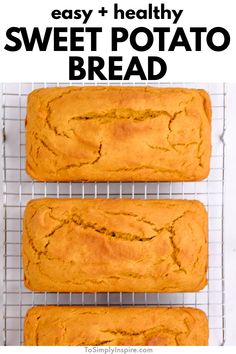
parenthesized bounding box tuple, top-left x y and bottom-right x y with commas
(2, 82, 225, 346)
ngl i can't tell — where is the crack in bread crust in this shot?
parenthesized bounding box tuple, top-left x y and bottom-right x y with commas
(25, 87, 211, 181)
(23, 199, 208, 292)
(24, 306, 209, 346)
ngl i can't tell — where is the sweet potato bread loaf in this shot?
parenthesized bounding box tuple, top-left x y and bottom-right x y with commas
(23, 198, 208, 292)
(25, 86, 211, 181)
(24, 306, 208, 346)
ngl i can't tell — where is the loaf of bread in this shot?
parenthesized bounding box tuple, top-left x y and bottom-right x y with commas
(24, 306, 208, 346)
(23, 198, 208, 292)
(25, 86, 211, 181)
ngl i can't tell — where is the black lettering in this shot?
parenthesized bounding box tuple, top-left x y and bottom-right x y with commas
(124, 56, 147, 80)
(88, 57, 106, 80)
(207, 27, 230, 51)
(172, 10, 183, 24)
(161, 3, 171, 20)
(153, 27, 170, 51)
(74, 10, 82, 20)
(130, 27, 153, 52)
(82, 10, 93, 24)
(169, 28, 191, 51)
(114, 3, 124, 19)
(86, 27, 102, 51)
(126, 9, 135, 19)
(153, 6, 160, 19)
(69, 57, 86, 80)
(148, 57, 167, 80)
(70, 28, 84, 51)
(4, 27, 22, 51)
(190, 27, 207, 51)
(112, 27, 128, 51)
(62, 10, 73, 20)
(54, 27, 68, 51)
(51, 10, 61, 19)
(21, 27, 52, 51)
(136, 9, 147, 19)
(109, 56, 123, 80)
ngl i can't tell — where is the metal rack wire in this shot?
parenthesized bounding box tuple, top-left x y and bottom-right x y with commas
(1, 82, 225, 346)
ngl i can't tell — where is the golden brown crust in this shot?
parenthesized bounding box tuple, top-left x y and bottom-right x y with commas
(25, 86, 211, 181)
(198, 90, 211, 122)
(24, 306, 208, 346)
(23, 198, 208, 292)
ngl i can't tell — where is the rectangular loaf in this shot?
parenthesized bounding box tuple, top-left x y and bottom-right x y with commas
(25, 86, 211, 181)
(23, 198, 208, 292)
(24, 306, 208, 346)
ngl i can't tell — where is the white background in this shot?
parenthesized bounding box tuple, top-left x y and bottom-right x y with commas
(224, 84, 236, 345)
(0, 0, 236, 352)
(0, 0, 235, 82)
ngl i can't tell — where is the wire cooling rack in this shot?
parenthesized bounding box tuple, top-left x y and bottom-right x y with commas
(1, 82, 225, 346)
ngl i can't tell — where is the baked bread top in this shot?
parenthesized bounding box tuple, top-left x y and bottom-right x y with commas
(25, 86, 211, 181)
(23, 198, 208, 292)
(24, 306, 209, 346)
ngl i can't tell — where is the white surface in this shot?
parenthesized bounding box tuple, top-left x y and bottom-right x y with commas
(0, 82, 236, 346)
(0, 345, 236, 353)
(0, 0, 235, 348)
(0, 0, 235, 82)
(0, 84, 4, 344)
(0, 346, 236, 354)
(1, 82, 227, 346)
(224, 84, 236, 345)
